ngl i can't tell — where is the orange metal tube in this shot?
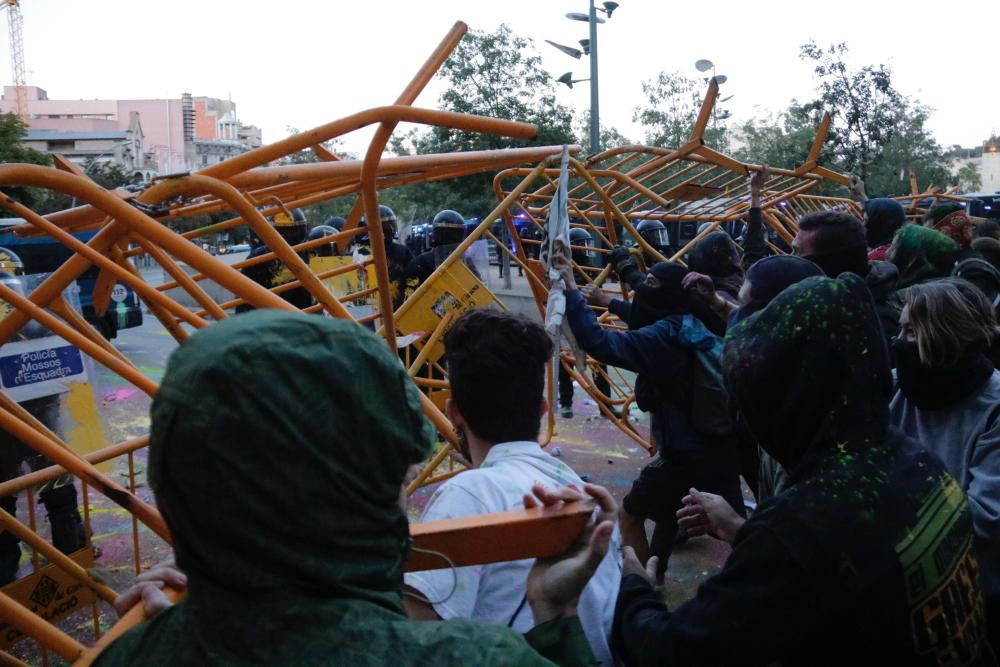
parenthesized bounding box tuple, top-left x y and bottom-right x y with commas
(0, 407, 169, 541)
(0, 592, 84, 661)
(0, 436, 147, 498)
(0, 505, 117, 603)
(0, 282, 158, 396)
(0, 195, 206, 329)
(0, 165, 297, 313)
(154, 174, 355, 320)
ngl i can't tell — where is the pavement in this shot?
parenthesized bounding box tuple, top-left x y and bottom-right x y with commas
(10, 261, 733, 662)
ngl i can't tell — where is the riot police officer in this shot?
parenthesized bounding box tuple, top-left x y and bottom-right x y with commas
(236, 208, 314, 313)
(305, 225, 339, 258)
(351, 205, 414, 308)
(0, 248, 86, 584)
(636, 219, 671, 266)
(407, 210, 469, 287)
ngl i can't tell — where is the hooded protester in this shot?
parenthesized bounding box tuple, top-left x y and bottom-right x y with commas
(888, 224, 961, 291)
(728, 255, 823, 327)
(864, 197, 907, 261)
(558, 257, 743, 581)
(793, 210, 902, 343)
(890, 278, 1000, 649)
(727, 254, 825, 500)
(613, 274, 995, 667)
(685, 232, 743, 301)
(925, 203, 976, 247)
(94, 311, 607, 667)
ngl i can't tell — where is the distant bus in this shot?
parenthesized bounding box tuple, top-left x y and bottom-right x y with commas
(0, 219, 143, 339)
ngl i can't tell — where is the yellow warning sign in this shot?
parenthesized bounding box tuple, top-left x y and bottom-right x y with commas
(309, 256, 377, 299)
(0, 548, 96, 650)
(395, 260, 501, 366)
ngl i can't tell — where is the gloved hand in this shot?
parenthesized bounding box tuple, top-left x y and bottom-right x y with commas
(607, 245, 635, 275)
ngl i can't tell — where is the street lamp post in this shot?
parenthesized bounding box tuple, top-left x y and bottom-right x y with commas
(554, 1, 618, 154)
(587, 0, 600, 155)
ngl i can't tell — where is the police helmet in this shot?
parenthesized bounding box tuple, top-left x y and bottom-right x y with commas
(324, 216, 346, 231)
(306, 225, 338, 257)
(0, 247, 24, 276)
(568, 227, 596, 266)
(636, 219, 670, 251)
(271, 208, 309, 245)
(431, 209, 467, 248)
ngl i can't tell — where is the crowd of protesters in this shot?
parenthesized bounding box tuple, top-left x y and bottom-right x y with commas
(93, 170, 1000, 666)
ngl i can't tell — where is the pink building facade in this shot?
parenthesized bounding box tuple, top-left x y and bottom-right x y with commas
(0, 86, 262, 174)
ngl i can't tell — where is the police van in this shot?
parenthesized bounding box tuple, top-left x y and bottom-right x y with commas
(0, 219, 143, 339)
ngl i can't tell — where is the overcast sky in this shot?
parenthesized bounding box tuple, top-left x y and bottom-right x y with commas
(9, 0, 999, 157)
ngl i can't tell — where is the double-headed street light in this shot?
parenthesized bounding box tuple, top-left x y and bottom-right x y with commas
(549, 1, 620, 153)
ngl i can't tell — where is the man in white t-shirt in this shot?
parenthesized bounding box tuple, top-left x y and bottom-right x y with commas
(404, 309, 621, 666)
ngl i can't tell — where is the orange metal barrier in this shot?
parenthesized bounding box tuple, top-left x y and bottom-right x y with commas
(0, 21, 857, 665)
(491, 80, 855, 451)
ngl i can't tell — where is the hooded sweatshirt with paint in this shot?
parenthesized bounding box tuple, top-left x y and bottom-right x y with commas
(612, 275, 994, 667)
(93, 311, 595, 667)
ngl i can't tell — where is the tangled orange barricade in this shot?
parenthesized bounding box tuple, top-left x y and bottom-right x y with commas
(0, 20, 861, 664)
(490, 79, 857, 452)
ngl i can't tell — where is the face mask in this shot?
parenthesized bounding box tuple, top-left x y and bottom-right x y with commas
(893, 339, 993, 410)
(628, 283, 686, 330)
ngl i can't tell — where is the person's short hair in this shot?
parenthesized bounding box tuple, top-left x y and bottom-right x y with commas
(904, 278, 999, 365)
(972, 237, 1000, 272)
(797, 211, 867, 253)
(444, 308, 553, 443)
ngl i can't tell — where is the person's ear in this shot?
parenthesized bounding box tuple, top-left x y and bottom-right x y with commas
(445, 398, 465, 429)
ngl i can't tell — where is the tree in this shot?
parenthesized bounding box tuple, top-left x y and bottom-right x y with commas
(633, 72, 731, 151)
(732, 101, 826, 171)
(799, 42, 901, 181)
(863, 100, 951, 196)
(0, 113, 52, 211)
(576, 111, 632, 154)
(388, 24, 577, 220)
(954, 162, 983, 192)
(35, 156, 136, 214)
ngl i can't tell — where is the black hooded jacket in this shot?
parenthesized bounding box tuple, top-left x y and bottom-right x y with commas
(612, 275, 994, 667)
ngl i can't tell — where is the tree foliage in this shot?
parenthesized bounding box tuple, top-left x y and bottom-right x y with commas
(633, 72, 730, 150)
(799, 42, 901, 181)
(385, 24, 576, 221)
(0, 113, 52, 210)
(954, 162, 983, 192)
(732, 101, 825, 171)
(576, 110, 632, 154)
(864, 100, 951, 196)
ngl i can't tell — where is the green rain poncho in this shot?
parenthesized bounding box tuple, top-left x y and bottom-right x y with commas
(95, 311, 594, 666)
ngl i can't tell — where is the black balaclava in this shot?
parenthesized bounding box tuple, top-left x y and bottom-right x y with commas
(724, 274, 892, 482)
(893, 339, 994, 410)
(628, 262, 691, 330)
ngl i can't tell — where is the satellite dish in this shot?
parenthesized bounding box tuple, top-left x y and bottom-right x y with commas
(714, 75, 728, 85)
(695, 59, 714, 72)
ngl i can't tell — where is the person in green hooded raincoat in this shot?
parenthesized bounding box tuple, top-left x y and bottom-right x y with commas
(94, 310, 613, 666)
